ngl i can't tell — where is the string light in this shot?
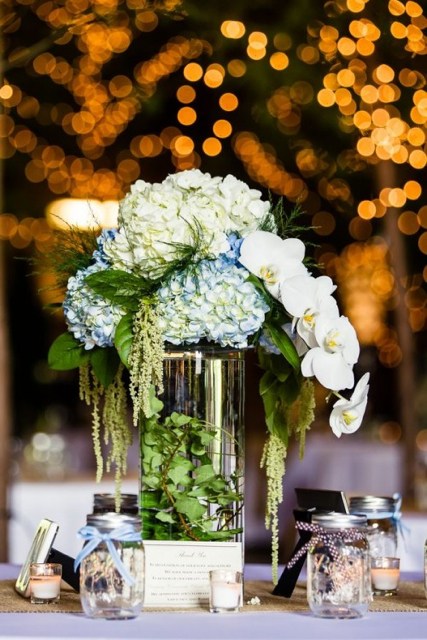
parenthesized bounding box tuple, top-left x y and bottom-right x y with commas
(2, 0, 426, 342)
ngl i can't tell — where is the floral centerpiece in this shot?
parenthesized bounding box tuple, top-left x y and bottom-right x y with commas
(46, 169, 369, 582)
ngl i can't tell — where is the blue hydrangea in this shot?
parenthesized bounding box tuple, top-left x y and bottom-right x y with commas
(219, 233, 243, 266)
(92, 229, 117, 268)
(63, 262, 126, 350)
(155, 255, 270, 349)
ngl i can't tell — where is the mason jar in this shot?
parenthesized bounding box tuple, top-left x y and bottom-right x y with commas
(78, 512, 144, 619)
(306, 513, 371, 619)
(349, 495, 399, 558)
(92, 493, 139, 515)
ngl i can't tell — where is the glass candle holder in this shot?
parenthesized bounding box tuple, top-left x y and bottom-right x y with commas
(371, 557, 400, 596)
(30, 563, 62, 604)
(209, 569, 242, 613)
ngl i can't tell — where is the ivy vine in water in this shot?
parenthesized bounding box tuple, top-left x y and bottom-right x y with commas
(140, 401, 243, 542)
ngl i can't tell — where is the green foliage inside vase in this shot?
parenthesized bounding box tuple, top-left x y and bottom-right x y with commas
(140, 403, 243, 542)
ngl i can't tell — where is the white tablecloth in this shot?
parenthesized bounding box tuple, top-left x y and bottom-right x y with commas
(7, 479, 137, 562)
(1, 564, 426, 640)
(2, 609, 427, 640)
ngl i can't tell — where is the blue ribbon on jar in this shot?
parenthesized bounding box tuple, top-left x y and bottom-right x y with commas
(366, 494, 409, 541)
(391, 493, 410, 541)
(74, 524, 142, 586)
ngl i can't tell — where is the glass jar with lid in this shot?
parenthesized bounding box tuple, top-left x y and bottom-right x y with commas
(76, 512, 144, 619)
(349, 495, 400, 558)
(92, 493, 139, 515)
(306, 512, 371, 619)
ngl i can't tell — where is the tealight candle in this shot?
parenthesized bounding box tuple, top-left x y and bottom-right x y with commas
(209, 569, 242, 613)
(371, 557, 400, 596)
(30, 563, 62, 604)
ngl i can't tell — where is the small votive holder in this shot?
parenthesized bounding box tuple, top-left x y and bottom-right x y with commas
(30, 563, 62, 604)
(209, 569, 242, 613)
(371, 557, 400, 596)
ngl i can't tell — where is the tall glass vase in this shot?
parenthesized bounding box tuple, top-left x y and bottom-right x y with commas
(139, 346, 245, 546)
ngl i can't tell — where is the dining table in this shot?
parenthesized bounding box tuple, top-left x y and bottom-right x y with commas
(1, 562, 427, 640)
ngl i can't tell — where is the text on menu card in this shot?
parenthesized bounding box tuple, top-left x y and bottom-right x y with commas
(143, 541, 243, 608)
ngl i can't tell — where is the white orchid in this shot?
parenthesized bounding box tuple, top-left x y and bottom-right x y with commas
(329, 373, 370, 437)
(238, 230, 308, 299)
(301, 314, 360, 391)
(280, 274, 339, 347)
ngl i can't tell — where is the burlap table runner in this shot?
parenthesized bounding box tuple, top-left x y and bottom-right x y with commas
(0, 581, 82, 613)
(1, 580, 426, 614)
(0, 580, 427, 613)
(243, 580, 427, 613)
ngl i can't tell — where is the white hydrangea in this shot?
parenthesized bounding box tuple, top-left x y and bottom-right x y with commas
(216, 173, 273, 231)
(102, 169, 270, 278)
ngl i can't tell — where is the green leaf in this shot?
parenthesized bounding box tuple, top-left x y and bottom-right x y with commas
(204, 529, 243, 541)
(246, 273, 271, 303)
(259, 370, 277, 397)
(266, 322, 300, 370)
(155, 511, 175, 524)
(140, 490, 162, 509)
(170, 412, 192, 426)
(168, 462, 193, 485)
(259, 372, 291, 443)
(190, 441, 207, 456)
(187, 486, 208, 498)
(150, 524, 174, 540)
(141, 444, 163, 469)
(269, 410, 290, 445)
(194, 464, 216, 484)
(258, 349, 294, 382)
(216, 492, 241, 506)
(114, 312, 133, 367)
(143, 428, 161, 447)
(85, 269, 150, 308)
(210, 478, 228, 492)
(174, 496, 206, 520)
(145, 386, 164, 418)
(47, 332, 89, 370)
(90, 347, 120, 387)
(279, 374, 301, 405)
(198, 430, 216, 445)
(260, 374, 282, 415)
(141, 473, 161, 490)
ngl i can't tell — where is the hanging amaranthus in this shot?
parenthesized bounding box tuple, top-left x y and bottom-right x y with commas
(260, 433, 287, 585)
(79, 361, 131, 493)
(128, 299, 164, 424)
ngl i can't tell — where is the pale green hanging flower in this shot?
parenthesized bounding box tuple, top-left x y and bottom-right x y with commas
(129, 300, 164, 424)
(79, 363, 104, 482)
(260, 433, 287, 586)
(294, 379, 316, 459)
(103, 365, 132, 508)
(79, 362, 132, 491)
